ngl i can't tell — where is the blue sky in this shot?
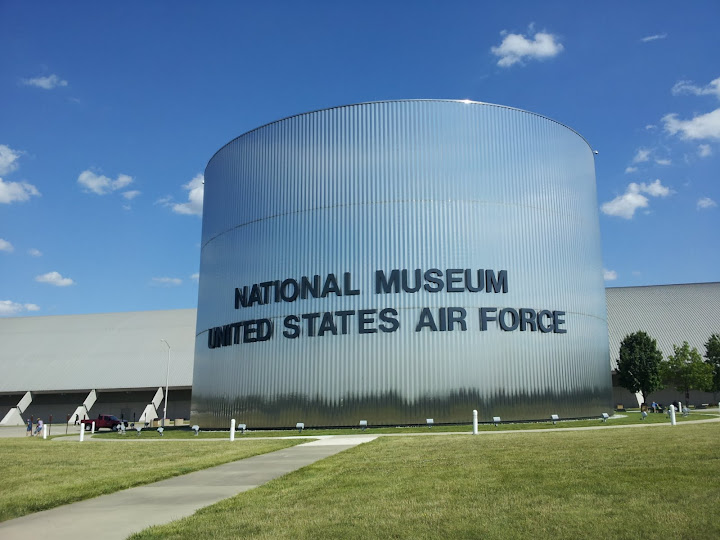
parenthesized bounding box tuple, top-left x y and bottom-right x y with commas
(1, 1, 718, 317)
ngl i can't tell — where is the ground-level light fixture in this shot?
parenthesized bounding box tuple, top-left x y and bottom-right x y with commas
(493, 416, 501, 426)
(237, 423, 247, 434)
(157, 427, 164, 437)
(296, 422, 304, 433)
(641, 411, 648, 420)
(426, 418, 434, 428)
(551, 414, 560, 425)
(192, 425, 200, 435)
(359, 420, 368, 431)
(601, 413, 609, 422)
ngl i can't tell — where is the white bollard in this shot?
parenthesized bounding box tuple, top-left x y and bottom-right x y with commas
(91, 421, 95, 434)
(678, 402, 683, 416)
(669, 405, 676, 426)
(43, 424, 48, 439)
(80, 425, 85, 442)
(230, 419, 235, 442)
(472, 410, 478, 435)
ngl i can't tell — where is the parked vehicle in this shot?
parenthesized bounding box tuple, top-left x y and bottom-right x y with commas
(81, 414, 126, 431)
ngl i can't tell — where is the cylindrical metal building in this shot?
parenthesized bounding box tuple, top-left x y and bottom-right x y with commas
(192, 100, 612, 428)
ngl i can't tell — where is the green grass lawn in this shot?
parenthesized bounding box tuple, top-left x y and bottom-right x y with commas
(132, 422, 720, 540)
(0, 438, 303, 522)
(91, 410, 718, 439)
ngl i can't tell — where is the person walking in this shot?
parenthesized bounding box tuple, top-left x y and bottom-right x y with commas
(26, 418, 32, 436)
(35, 418, 44, 436)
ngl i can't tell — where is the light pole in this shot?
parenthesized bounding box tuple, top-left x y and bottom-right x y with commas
(160, 339, 171, 427)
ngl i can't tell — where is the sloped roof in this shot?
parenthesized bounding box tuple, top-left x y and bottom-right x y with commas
(606, 282, 720, 371)
(0, 309, 196, 393)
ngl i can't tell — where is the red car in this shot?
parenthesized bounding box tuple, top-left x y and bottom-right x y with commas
(81, 414, 126, 431)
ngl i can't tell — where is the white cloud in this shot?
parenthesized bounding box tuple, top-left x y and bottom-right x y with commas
(190, 273, 199, 281)
(0, 238, 14, 252)
(663, 108, 720, 140)
(77, 170, 133, 195)
(601, 190, 648, 219)
(697, 197, 717, 209)
(0, 300, 40, 316)
(601, 180, 672, 219)
(671, 77, 720, 100)
(0, 144, 22, 175)
(603, 269, 617, 281)
(21, 74, 68, 90)
(28, 248, 42, 257)
(122, 190, 141, 200)
(632, 148, 651, 163)
(645, 124, 657, 131)
(640, 34, 667, 43)
(698, 144, 712, 157)
(152, 277, 182, 286)
(655, 158, 671, 166)
(35, 271, 74, 286)
(639, 179, 672, 197)
(0, 178, 41, 204)
(490, 30, 563, 67)
(624, 166, 638, 174)
(0, 144, 41, 204)
(171, 174, 204, 216)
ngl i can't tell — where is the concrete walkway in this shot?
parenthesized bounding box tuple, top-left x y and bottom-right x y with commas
(0, 435, 376, 540)
(0, 424, 82, 438)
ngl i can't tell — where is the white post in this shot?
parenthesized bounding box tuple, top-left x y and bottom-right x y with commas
(679, 401, 683, 416)
(230, 419, 236, 441)
(80, 425, 85, 442)
(91, 421, 95, 434)
(161, 339, 171, 428)
(43, 424, 48, 439)
(669, 405, 676, 426)
(472, 410, 478, 435)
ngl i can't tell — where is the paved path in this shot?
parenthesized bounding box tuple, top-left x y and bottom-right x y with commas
(0, 435, 376, 540)
(0, 424, 82, 438)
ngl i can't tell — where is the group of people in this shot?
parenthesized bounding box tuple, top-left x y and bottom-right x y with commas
(647, 401, 672, 413)
(25, 418, 44, 436)
(647, 401, 689, 416)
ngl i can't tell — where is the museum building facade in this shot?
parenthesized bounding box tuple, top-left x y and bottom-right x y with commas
(191, 100, 613, 427)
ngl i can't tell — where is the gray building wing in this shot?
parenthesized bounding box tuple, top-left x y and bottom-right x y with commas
(0, 309, 196, 393)
(1, 284, 717, 395)
(606, 283, 720, 371)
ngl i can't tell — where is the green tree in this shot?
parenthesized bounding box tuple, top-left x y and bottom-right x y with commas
(616, 331, 663, 405)
(705, 334, 720, 393)
(662, 341, 714, 404)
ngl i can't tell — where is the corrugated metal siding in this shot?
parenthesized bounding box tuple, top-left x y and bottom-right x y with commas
(606, 283, 720, 370)
(193, 100, 612, 427)
(0, 310, 196, 392)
